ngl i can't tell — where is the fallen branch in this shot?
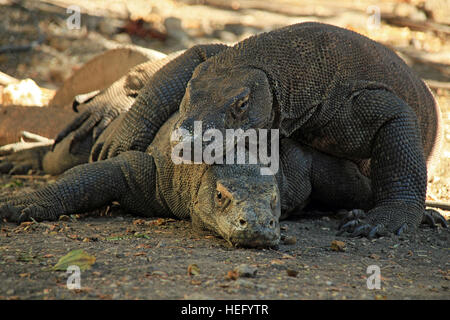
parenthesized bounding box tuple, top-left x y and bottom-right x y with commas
(0, 71, 19, 86)
(382, 14, 450, 36)
(0, 131, 54, 155)
(424, 79, 450, 90)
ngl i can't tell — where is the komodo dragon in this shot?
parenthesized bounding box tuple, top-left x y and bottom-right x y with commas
(53, 22, 442, 238)
(1, 111, 408, 247)
(0, 23, 447, 242)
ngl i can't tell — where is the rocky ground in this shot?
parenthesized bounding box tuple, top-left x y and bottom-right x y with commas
(0, 0, 449, 300)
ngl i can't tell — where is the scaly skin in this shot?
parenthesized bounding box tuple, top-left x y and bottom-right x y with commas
(170, 22, 442, 237)
(1, 112, 446, 246)
(3, 111, 411, 247)
(1, 23, 447, 243)
(63, 23, 441, 237)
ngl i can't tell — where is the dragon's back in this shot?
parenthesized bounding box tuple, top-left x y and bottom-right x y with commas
(214, 22, 441, 169)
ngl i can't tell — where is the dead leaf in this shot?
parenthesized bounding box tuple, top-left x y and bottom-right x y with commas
(148, 218, 166, 226)
(188, 264, 200, 276)
(136, 244, 152, 249)
(331, 240, 346, 252)
(225, 270, 239, 281)
(53, 249, 96, 271)
(369, 253, 380, 260)
(133, 219, 146, 225)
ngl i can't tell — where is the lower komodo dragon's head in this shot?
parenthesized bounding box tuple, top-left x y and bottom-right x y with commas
(153, 110, 281, 248)
(190, 162, 281, 248)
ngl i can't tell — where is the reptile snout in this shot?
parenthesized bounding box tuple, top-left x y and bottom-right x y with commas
(229, 209, 280, 248)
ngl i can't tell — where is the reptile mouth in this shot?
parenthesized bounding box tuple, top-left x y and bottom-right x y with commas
(227, 227, 281, 248)
(230, 235, 280, 248)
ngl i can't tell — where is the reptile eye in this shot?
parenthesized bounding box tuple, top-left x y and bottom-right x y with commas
(239, 101, 248, 110)
(215, 191, 226, 207)
(230, 95, 250, 120)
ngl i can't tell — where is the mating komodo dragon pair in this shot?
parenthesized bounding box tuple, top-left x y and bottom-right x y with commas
(0, 22, 447, 247)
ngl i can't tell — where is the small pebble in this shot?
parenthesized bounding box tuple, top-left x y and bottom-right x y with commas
(235, 264, 257, 278)
(283, 236, 297, 245)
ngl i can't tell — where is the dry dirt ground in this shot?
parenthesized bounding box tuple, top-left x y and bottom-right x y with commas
(0, 0, 449, 300)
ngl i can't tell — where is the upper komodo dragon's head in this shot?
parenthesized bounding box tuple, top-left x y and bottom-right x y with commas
(190, 162, 281, 248)
(171, 62, 273, 152)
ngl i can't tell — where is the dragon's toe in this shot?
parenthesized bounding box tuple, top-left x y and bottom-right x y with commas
(422, 209, 448, 228)
(349, 224, 372, 237)
(395, 223, 408, 236)
(337, 209, 366, 229)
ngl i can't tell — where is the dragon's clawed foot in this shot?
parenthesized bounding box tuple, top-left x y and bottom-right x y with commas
(0, 195, 58, 224)
(337, 209, 390, 238)
(337, 206, 448, 239)
(422, 209, 448, 229)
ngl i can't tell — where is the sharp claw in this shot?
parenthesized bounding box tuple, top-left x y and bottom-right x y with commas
(72, 100, 80, 113)
(423, 210, 448, 229)
(342, 220, 359, 230)
(339, 219, 361, 233)
(437, 215, 448, 228)
(368, 224, 386, 239)
(423, 212, 436, 227)
(350, 224, 371, 237)
(338, 209, 366, 229)
(395, 223, 408, 236)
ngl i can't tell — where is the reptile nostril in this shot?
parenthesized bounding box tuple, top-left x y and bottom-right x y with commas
(239, 218, 247, 227)
(268, 219, 275, 228)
